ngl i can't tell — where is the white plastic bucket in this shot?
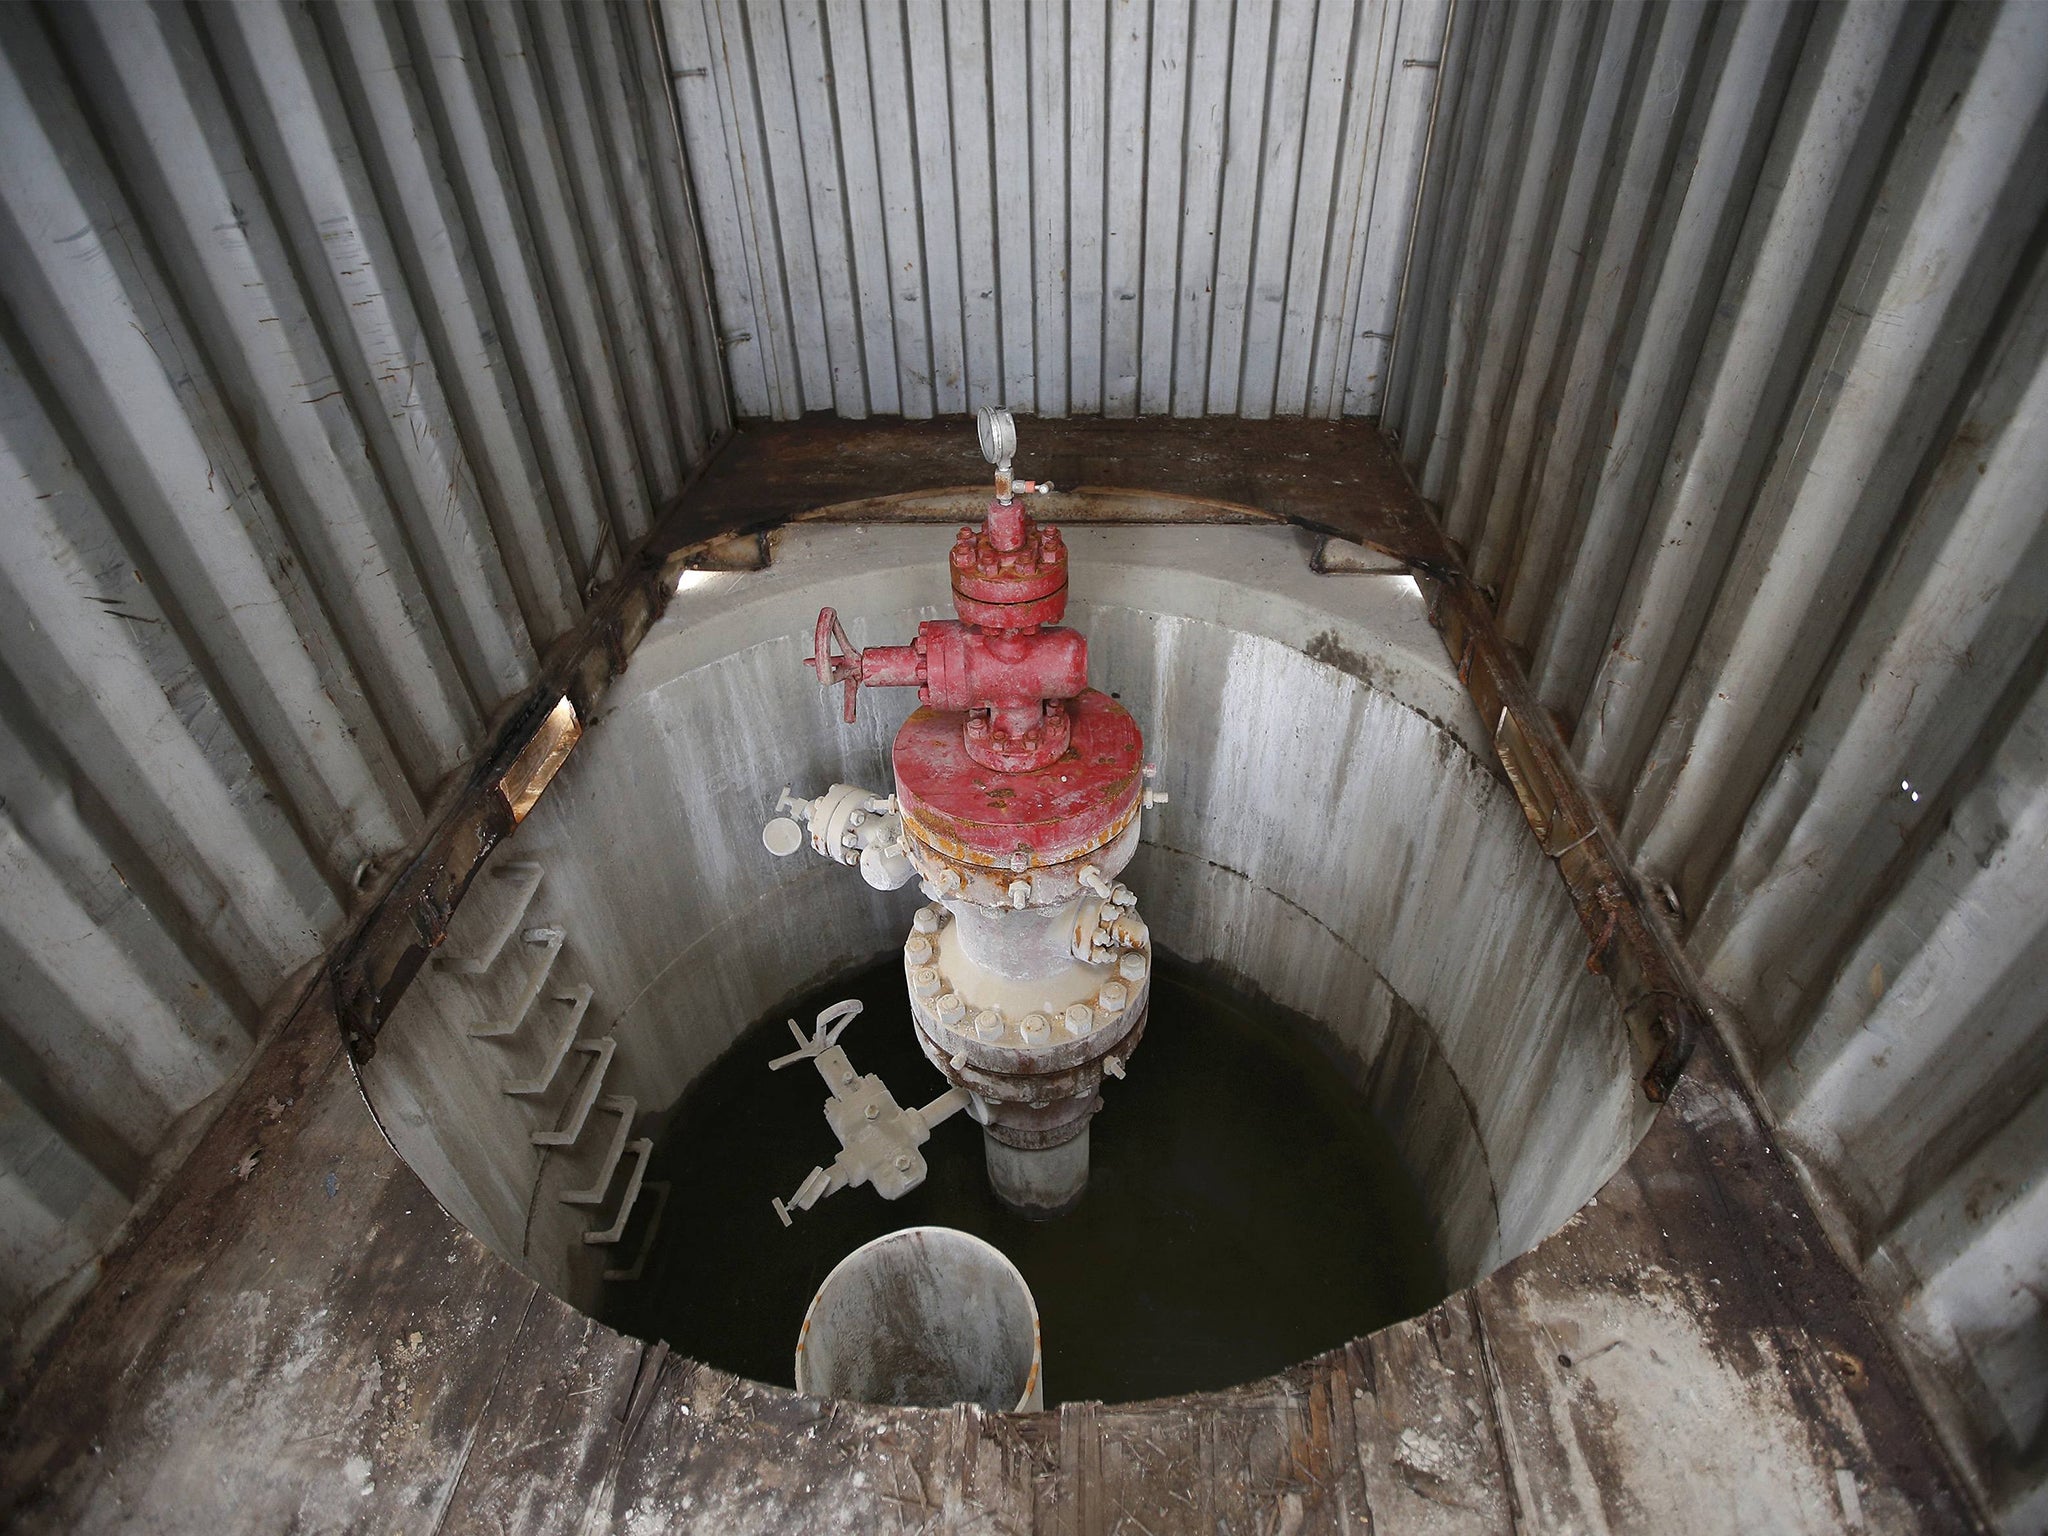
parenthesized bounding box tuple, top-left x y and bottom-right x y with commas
(794, 1226, 1044, 1411)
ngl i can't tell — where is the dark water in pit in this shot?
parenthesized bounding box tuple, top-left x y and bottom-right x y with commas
(599, 954, 1445, 1404)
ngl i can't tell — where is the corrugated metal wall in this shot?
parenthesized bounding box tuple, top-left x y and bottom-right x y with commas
(662, 0, 1448, 421)
(1385, 2, 2048, 1526)
(0, 0, 726, 1344)
(6, 0, 2041, 1520)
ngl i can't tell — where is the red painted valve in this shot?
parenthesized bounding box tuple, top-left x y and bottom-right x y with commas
(779, 408, 1161, 1221)
(803, 411, 1148, 903)
(809, 462, 1094, 774)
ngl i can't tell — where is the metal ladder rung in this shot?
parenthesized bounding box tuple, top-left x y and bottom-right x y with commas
(603, 1181, 670, 1282)
(583, 1139, 653, 1245)
(530, 1039, 614, 1146)
(467, 928, 564, 1039)
(563, 1096, 636, 1204)
(502, 984, 595, 1095)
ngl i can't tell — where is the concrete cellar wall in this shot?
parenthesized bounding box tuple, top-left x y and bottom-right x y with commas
(365, 524, 1645, 1329)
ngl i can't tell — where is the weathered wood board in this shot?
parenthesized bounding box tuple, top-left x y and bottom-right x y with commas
(0, 980, 1980, 1534)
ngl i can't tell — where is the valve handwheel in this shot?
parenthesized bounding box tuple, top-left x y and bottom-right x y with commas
(807, 607, 864, 722)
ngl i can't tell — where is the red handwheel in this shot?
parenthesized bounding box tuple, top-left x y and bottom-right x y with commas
(805, 607, 863, 722)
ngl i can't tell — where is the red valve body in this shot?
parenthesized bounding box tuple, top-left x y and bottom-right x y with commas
(860, 621, 1088, 748)
(812, 495, 1145, 886)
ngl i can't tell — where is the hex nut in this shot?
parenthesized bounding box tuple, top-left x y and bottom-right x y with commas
(1099, 980, 1129, 1014)
(974, 1009, 1004, 1040)
(1021, 1013, 1050, 1041)
(936, 992, 965, 1027)
(909, 965, 941, 998)
(1118, 951, 1148, 982)
(905, 934, 933, 964)
(1063, 1004, 1094, 1038)
(913, 907, 941, 934)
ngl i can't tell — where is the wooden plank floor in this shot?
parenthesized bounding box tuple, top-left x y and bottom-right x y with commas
(0, 418, 1986, 1533)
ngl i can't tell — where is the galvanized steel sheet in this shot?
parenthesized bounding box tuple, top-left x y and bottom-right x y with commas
(1389, 4, 2048, 1525)
(0, 0, 725, 1340)
(661, 0, 1450, 420)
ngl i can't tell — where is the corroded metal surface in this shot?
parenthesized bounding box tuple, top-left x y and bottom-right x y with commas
(894, 695, 1144, 870)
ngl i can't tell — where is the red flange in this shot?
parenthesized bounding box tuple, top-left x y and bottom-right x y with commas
(893, 690, 1143, 869)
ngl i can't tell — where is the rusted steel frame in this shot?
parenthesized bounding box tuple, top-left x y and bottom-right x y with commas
(329, 513, 717, 1064)
(1418, 568, 1697, 1101)
(791, 488, 1284, 527)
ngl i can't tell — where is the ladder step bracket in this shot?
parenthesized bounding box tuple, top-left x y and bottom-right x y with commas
(434, 861, 545, 975)
(563, 1096, 637, 1204)
(466, 927, 565, 1039)
(603, 1181, 671, 1282)
(531, 1039, 615, 1146)
(502, 984, 596, 1096)
(584, 1139, 654, 1245)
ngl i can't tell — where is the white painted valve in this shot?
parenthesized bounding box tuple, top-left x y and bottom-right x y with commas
(762, 782, 916, 890)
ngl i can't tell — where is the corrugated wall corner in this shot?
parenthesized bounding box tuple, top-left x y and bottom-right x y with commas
(0, 0, 727, 1347)
(1387, 1, 2048, 1526)
(661, 0, 1450, 422)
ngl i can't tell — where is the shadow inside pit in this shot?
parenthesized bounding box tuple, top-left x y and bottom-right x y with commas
(599, 953, 1446, 1406)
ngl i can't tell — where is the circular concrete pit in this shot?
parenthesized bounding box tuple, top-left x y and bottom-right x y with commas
(358, 520, 1654, 1407)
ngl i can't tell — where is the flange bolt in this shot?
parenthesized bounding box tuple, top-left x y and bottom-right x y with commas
(1118, 952, 1149, 982)
(910, 965, 941, 998)
(1021, 1013, 1050, 1041)
(974, 1010, 1004, 1040)
(1099, 980, 1129, 1014)
(1063, 1004, 1094, 1038)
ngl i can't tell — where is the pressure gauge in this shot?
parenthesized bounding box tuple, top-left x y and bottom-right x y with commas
(976, 406, 1016, 469)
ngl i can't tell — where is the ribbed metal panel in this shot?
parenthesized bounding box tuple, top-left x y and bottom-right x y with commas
(0, 0, 726, 1343)
(1389, 3, 2048, 1525)
(662, 0, 1449, 420)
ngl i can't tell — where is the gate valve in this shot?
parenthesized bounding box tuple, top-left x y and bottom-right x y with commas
(766, 409, 1160, 1223)
(804, 409, 1091, 772)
